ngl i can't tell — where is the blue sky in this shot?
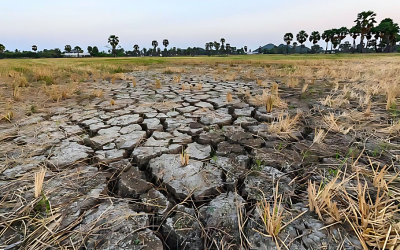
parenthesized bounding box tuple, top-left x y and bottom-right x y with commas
(1, 0, 399, 52)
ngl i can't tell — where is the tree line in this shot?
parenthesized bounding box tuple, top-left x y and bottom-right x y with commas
(282, 11, 400, 54)
(0, 36, 247, 59)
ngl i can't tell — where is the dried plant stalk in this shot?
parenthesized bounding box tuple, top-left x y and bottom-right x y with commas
(35, 168, 46, 198)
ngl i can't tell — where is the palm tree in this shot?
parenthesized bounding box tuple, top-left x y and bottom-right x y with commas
(108, 35, 119, 57)
(133, 44, 139, 56)
(143, 48, 147, 56)
(337, 27, 349, 47)
(309, 31, 321, 45)
(322, 30, 333, 54)
(354, 11, 377, 52)
(220, 38, 225, 53)
(244, 46, 247, 53)
(65, 45, 72, 53)
(296, 30, 309, 54)
(283, 33, 294, 54)
(292, 42, 298, 53)
(205, 43, 210, 56)
(87, 46, 93, 55)
(162, 39, 169, 56)
(74, 46, 82, 57)
(213, 41, 220, 54)
(349, 26, 361, 53)
(0, 44, 5, 53)
(377, 18, 400, 52)
(226, 43, 231, 54)
(32, 45, 38, 52)
(152, 40, 158, 56)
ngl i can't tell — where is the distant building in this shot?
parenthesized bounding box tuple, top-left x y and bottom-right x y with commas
(64, 48, 91, 57)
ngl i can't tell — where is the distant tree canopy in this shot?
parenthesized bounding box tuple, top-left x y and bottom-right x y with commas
(284, 10, 399, 53)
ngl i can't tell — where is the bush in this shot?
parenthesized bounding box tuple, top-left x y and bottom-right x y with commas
(397, 47, 400, 53)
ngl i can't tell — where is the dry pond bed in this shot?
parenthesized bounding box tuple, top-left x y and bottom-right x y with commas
(1, 58, 400, 249)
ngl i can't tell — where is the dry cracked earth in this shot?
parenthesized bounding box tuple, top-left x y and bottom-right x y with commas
(1, 67, 399, 250)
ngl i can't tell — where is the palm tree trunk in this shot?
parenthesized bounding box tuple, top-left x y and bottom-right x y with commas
(287, 44, 289, 55)
(325, 42, 328, 54)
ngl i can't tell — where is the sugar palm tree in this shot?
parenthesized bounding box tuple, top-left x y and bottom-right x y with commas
(220, 38, 225, 53)
(296, 30, 309, 54)
(293, 42, 298, 53)
(349, 26, 361, 53)
(308, 31, 321, 53)
(205, 43, 210, 56)
(163, 39, 169, 49)
(226, 43, 231, 54)
(244, 46, 247, 53)
(32, 45, 38, 52)
(133, 44, 139, 56)
(283, 33, 294, 54)
(108, 35, 119, 57)
(322, 30, 333, 54)
(152, 40, 158, 56)
(354, 11, 377, 52)
(213, 41, 220, 54)
(338, 27, 349, 46)
(65, 45, 72, 53)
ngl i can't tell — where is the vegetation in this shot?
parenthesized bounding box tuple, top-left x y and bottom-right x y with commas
(285, 10, 399, 54)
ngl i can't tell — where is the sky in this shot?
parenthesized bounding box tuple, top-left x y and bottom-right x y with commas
(1, 0, 400, 52)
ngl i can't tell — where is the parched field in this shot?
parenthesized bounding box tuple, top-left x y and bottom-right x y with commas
(1, 54, 400, 249)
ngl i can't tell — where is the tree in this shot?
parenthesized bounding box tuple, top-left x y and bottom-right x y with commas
(349, 26, 361, 53)
(354, 11, 377, 52)
(133, 44, 140, 56)
(92, 46, 99, 55)
(213, 41, 220, 54)
(108, 35, 119, 57)
(0, 44, 5, 54)
(226, 44, 231, 54)
(142, 48, 147, 56)
(162, 39, 169, 56)
(32, 45, 38, 52)
(283, 33, 294, 55)
(87, 46, 93, 55)
(309, 31, 321, 53)
(152, 40, 158, 56)
(322, 30, 333, 54)
(220, 38, 225, 53)
(65, 45, 72, 53)
(244, 46, 247, 53)
(292, 42, 298, 53)
(376, 18, 400, 52)
(296, 30, 309, 54)
(74, 46, 82, 57)
(205, 43, 210, 56)
(338, 27, 349, 46)
(157, 47, 161, 56)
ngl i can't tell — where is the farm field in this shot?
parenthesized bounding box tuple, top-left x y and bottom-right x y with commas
(1, 54, 400, 249)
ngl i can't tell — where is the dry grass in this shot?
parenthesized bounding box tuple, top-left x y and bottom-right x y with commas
(155, 79, 161, 89)
(91, 89, 104, 98)
(313, 128, 326, 144)
(110, 99, 115, 105)
(173, 75, 181, 83)
(180, 148, 189, 166)
(163, 66, 185, 74)
(43, 83, 78, 102)
(197, 83, 202, 90)
(255, 183, 285, 249)
(323, 113, 352, 134)
(268, 111, 301, 135)
(34, 168, 46, 198)
(226, 92, 233, 102)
